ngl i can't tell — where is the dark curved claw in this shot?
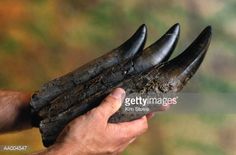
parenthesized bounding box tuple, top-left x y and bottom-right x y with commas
(34, 25, 212, 147)
(109, 26, 212, 123)
(38, 24, 180, 120)
(36, 24, 181, 146)
(156, 26, 212, 92)
(30, 24, 147, 115)
(118, 24, 147, 59)
(133, 23, 180, 72)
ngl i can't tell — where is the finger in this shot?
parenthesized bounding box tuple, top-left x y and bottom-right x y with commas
(114, 116, 148, 139)
(94, 88, 126, 120)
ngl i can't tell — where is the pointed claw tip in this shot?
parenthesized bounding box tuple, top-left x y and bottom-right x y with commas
(173, 23, 180, 29)
(200, 26, 212, 39)
(118, 24, 147, 59)
(174, 23, 180, 26)
(138, 24, 147, 35)
(187, 26, 212, 55)
(167, 23, 180, 37)
(140, 23, 147, 28)
(206, 25, 212, 32)
(134, 24, 147, 39)
(205, 26, 212, 41)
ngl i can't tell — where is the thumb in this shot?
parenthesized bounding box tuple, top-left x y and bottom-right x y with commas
(94, 88, 126, 120)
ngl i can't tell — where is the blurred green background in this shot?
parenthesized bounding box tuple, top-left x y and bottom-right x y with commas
(0, 0, 236, 154)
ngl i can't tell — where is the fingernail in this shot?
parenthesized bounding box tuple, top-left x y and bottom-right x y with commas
(110, 88, 126, 101)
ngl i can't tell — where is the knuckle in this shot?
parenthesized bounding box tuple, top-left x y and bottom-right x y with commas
(85, 108, 103, 121)
(104, 96, 120, 110)
(104, 95, 119, 105)
(110, 101, 118, 111)
(93, 108, 105, 119)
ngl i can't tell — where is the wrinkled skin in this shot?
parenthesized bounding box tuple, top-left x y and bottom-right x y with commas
(32, 88, 149, 155)
(30, 24, 212, 147)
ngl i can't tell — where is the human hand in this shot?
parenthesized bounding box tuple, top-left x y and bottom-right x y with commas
(35, 88, 148, 155)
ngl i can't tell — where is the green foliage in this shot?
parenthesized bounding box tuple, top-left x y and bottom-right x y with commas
(199, 75, 236, 92)
(0, 36, 20, 54)
(176, 138, 226, 155)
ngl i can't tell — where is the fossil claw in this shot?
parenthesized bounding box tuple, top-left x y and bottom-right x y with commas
(156, 26, 212, 92)
(118, 24, 147, 59)
(109, 26, 212, 123)
(30, 24, 147, 116)
(133, 23, 180, 72)
(37, 24, 180, 120)
(30, 24, 212, 147)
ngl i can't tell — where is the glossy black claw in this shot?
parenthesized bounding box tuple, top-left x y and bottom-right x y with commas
(37, 24, 180, 120)
(157, 26, 212, 92)
(108, 26, 212, 123)
(30, 24, 147, 115)
(133, 23, 180, 72)
(118, 24, 147, 59)
(31, 24, 212, 147)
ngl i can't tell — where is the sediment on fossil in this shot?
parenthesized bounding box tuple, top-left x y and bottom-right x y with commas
(30, 24, 212, 147)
